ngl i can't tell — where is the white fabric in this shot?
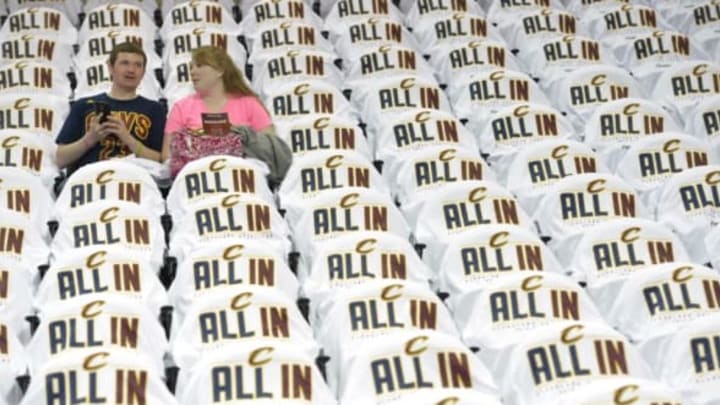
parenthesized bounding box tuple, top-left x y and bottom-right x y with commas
(639, 313, 720, 405)
(0, 34, 73, 72)
(566, 0, 633, 20)
(159, 0, 239, 41)
(500, 8, 577, 53)
(6, 0, 81, 26)
(427, 39, 520, 88)
(36, 245, 168, 311)
(605, 262, 720, 343)
(0, 93, 69, 140)
(324, 0, 404, 36)
(477, 102, 577, 167)
(563, 218, 690, 300)
(240, 0, 322, 36)
(286, 187, 411, 258)
(262, 79, 359, 123)
(685, 94, 720, 149)
(168, 192, 290, 265)
(0, 316, 26, 405)
(314, 280, 459, 395)
(162, 26, 247, 73)
(84, 0, 158, 19)
(252, 49, 343, 94)
(405, 0, 486, 28)
(0, 207, 48, 272)
(54, 159, 164, 219)
(249, 21, 334, 60)
(583, 4, 671, 48)
(175, 341, 337, 405)
(386, 389, 502, 405)
(301, 231, 432, 303)
(484, 321, 653, 405)
(78, 4, 156, 45)
(705, 225, 720, 271)
(448, 68, 550, 128)
(649, 60, 720, 126)
(0, 59, 72, 99)
(329, 16, 421, 65)
(162, 58, 201, 107)
(170, 287, 317, 370)
(166, 155, 273, 218)
(0, 166, 52, 238)
(344, 45, 437, 93)
(453, 272, 605, 352)
(655, 165, 720, 265)
(279, 149, 388, 211)
(487, 0, 565, 26)
(533, 173, 649, 249)
(162, 0, 235, 21)
(555, 377, 687, 405)
(503, 139, 608, 215)
(521, 35, 615, 82)
(0, 257, 33, 342)
(414, 14, 505, 61)
(353, 75, 452, 136)
(614, 132, 718, 209)
(583, 97, 681, 168)
(50, 200, 164, 270)
(433, 224, 564, 298)
(169, 238, 299, 324)
(544, 64, 644, 131)
(372, 108, 477, 170)
(274, 114, 372, 160)
(337, 330, 498, 405)
(20, 349, 177, 405)
(0, 130, 59, 191)
(384, 145, 494, 209)
(411, 181, 534, 257)
(26, 296, 169, 374)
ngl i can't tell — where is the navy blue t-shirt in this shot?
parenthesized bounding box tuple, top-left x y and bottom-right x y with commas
(55, 93, 166, 174)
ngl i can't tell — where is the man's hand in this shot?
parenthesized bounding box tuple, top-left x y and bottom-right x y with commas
(103, 114, 133, 147)
(82, 116, 105, 146)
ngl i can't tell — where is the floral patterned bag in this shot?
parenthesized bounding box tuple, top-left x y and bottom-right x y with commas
(169, 128, 244, 178)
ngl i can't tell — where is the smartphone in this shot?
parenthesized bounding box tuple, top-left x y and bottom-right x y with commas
(94, 101, 111, 123)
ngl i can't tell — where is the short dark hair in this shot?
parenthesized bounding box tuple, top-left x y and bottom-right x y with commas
(108, 42, 147, 67)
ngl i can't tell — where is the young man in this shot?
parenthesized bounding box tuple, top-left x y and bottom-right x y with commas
(56, 42, 166, 174)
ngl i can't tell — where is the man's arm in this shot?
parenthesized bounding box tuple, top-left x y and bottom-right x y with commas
(56, 115, 102, 169)
(105, 115, 161, 162)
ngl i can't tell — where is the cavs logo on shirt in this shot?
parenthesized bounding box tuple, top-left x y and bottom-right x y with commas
(694, 2, 720, 26)
(0, 97, 54, 132)
(637, 139, 708, 179)
(461, 231, 544, 276)
(337, 0, 391, 17)
(670, 64, 720, 97)
(348, 284, 438, 332)
(604, 5, 657, 32)
(443, 187, 520, 231)
(349, 19, 403, 44)
(253, 0, 306, 23)
(522, 10, 576, 35)
(300, 155, 371, 193)
(491, 105, 560, 143)
(7, 8, 62, 33)
(267, 51, 325, 79)
(469, 71, 531, 102)
(528, 145, 597, 184)
(72, 207, 150, 248)
(393, 111, 458, 148)
(559, 179, 636, 221)
(1, 35, 56, 61)
(591, 227, 676, 275)
(326, 239, 407, 281)
(642, 266, 720, 317)
(634, 31, 690, 61)
(198, 292, 290, 343)
(679, 169, 720, 212)
(192, 244, 277, 291)
(0, 135, 45, 174)
(380, 79, 441, 110)
(312, 193, 389, 235)
(260, 23, 317, 50)
(569, 74, 630, 106)
(543, 36, 601, 63)
(69, 169, 142, 208)
(489, 275, 580, 323)
(0, 62, 54, 91)
(599, 103, 665, 137)
(194, 195, 271, 236)
(691, 332, 720, 376)
(360, 46, 417, 75)
(435, 15, 488, 41)
(272, 84, 334, 116)
(449, 41, 506, 70)
(170, 2, 223, 26)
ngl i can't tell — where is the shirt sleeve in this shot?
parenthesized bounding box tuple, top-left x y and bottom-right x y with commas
(55, 101, 88, 145)
(243, 97, 273, 131)
(164, 98, 186, 135)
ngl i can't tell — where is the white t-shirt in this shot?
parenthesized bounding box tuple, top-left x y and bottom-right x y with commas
(0, 59, 72, 99)
(649, 60, 720, 126)
(252, 48, 343, 95)
(50, 200, 164, 270)
(36, 245, 169, 311)
(0, 130, 59, 191)
(163, 0, 235, 22)
(453, 272, 605, 353)
(323, 0, 404, 35)
(533, 173, 649, 249)
(79, 4, 157, 45)
(262, 79, 359, 123)
(6, 0, 81, 26)
(287, 187, 411, 258)
(0, 93, 69, 140)
(582, 4, 671, 48)
(521, 34, 615, 82)
(240, 0, 323, 37)
(174, 340, 337, 405)
(343, 45, 437, 93)
(170, 287, 317, 370)
(301, 231, 432, 303)
(249, 20, 334, 61)
(0, 315, 26, 405)
(685, 94, 720, 149)
(329, 16, 421, 65)
(0, 6, 77, 45)
(404, 0, 486, 29)
(26, 296, 168, 374)
(544, 64, 644, 131)
(638, 313, 720, 405)
(313, 280, 459, 392)
(386, 389, 502, 405)
(503, 139, 607, 215)
(662, 1, 720, 64)
(166, 155, 274, 218)
(84, 0, 158, 20)
(20, 349, 176, 405)
(0, 207, 49, 272)
(613, 132, 718, 209)
(487, 0, 566, 26)
(168, 192, 290, 265)
(500, 8, 577, 54)
(427, 38, 521, 88)
(555, 377, 688, 405)
(384, 145, 494, 209)
(654, 164, 720, 265)
(0, 166, 52, 238)
(583, 97, 681, 168)
(484, 321, 653, 405)
(413, 13, 505, 61)
(274, 114, 372, 160)
(336, 330, 498, 405)
(605, 262, 720, 343)
(449, 69, 551, 130)
(54, 159, 164, 220)
(169, 238, 299, 324)
(433, 224, 564, 298)
(159, 0, 239, 42)
(566, 0, 633, 21)
(0, 256, 33, 342)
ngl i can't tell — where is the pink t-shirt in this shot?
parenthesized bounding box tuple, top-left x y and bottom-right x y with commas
(165, 93, 272, 133)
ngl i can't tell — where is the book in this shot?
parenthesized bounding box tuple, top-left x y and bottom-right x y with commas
(201, 112, 231, 137)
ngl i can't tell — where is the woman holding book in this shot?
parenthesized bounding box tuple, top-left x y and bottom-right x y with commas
(162, 46, 274, 176)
